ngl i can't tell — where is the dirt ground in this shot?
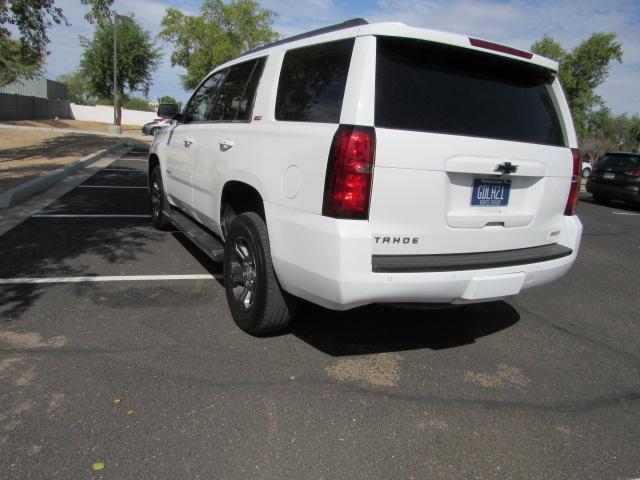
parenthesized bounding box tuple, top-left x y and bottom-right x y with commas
(0, 129, 122, 193)
(1, 119, 143, 136)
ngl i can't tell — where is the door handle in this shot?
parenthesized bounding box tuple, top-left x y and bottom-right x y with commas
(166, 169, 172, 175)
(219, 139, 234, 150)
(183, 137, 194, 147)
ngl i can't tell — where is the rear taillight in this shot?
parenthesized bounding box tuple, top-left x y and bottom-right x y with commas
(322, 125, 376, 219)
(624, 169, 640, 177)
(564, 148, 581, 216)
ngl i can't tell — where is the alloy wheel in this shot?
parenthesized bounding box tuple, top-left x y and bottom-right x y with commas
(229, 237, 257, 311)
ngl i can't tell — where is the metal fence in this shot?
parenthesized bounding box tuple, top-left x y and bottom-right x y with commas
(0, 77, 71, 121)
(0, 94, 71, 120)
(0, 77, 68, 100)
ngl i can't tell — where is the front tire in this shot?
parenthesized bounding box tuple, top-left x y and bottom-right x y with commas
(582, 167, 591, 178)
(150, 165, 171, 230)
(223, 212, 296, 335)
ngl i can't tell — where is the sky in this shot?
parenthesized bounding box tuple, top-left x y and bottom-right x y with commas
(42, 0, 640, 115)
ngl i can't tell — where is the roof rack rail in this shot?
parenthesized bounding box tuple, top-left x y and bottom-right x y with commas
(241, 18, 368, 57)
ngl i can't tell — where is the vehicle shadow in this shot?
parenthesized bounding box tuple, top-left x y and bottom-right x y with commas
(172, 233, 521, 355)
(290, 300, 520, 356)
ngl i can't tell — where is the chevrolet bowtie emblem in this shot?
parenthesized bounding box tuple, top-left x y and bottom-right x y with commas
(495, 161, 518, 175)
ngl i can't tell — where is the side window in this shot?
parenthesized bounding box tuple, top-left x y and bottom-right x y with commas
(209, 57, 265, 122)
(275, 38, 355, 123)
(237, 58, 265, 121)
(183, 71, 225, 123)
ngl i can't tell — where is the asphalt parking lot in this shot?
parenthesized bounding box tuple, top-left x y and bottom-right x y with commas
(1, 147, 639, 480)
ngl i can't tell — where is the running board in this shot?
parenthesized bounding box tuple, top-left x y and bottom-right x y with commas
(164, 209, 225, 262)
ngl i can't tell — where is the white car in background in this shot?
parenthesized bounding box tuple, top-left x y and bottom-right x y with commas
(142, 117, 170, 136)
(142, 103, 181, 136)
(148, 19, 583, 335)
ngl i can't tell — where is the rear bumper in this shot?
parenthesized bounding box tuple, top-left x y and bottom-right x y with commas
(266, 203, 582, 310)
(586, 180, 640, 203)
(372, 244, 572, 273)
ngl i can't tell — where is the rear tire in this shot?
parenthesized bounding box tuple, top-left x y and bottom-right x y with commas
(582, 167, 591, 178)
(223, 212, 296, 335)
(150, 165, 171, 230)
(593, 194, 610, 205)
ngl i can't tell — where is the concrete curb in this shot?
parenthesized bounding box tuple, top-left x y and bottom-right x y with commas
(0, 145, 132, 237)
(0, 123, 149, 141)
(0, 143, 125, 208)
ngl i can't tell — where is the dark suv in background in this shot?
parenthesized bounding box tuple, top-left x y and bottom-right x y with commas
(586, 152, 640, 205)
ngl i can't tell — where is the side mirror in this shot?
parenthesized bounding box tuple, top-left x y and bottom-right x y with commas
(157, 103, 180, 119)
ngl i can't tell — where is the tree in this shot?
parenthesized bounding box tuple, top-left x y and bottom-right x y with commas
(531, 33, 623, 139)
(0, 0, 113, 86)
(581, 110, 640, 161)
(0, 36, 42, 85)
(159, 0, 278, 90)
(159, 95, 182, 110)
(57, 70, 95, 104)
(80, 14, 161, 125)
(123, 97, 154, 112)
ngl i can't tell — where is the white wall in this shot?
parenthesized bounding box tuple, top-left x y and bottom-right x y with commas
(70, 103, 157, 126)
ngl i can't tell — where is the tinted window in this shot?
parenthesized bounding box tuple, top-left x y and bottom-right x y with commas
(210, 58, 264, 122)
(184, 72, 225, 123)
(375, 37, 565, 146)
(237, 58, 265, 121)
(275, 38, 354, 123)
(597, 154, 640, 169)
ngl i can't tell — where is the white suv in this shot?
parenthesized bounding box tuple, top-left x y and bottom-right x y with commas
(149, 19, 583, 335)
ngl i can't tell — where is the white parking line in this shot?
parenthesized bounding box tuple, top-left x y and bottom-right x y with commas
(32, 214, 151, 218)
(612, 212, 640, 216)
(102, 168, 146, 172)
(0, 274, 219, 284)
(77, 185, 148, 189)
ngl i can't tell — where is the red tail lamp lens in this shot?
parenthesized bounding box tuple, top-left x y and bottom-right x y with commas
(322, 125, 376, 219)
(564, 148, 581, 216)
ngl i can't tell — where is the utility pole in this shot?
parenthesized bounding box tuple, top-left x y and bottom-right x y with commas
(113, 11, 118, 127)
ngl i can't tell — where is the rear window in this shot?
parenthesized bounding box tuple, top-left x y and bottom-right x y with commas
(597, 154, 640, 169)
(375, 36, 565, 146)
(275, 38, 354, 123)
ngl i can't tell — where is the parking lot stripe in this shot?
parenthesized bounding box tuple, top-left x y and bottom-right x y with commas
(102, 168, 146, 172)
(0, 274, 219, 284)
(32, 214, 151, 218)
(77, 185, 148, 189)
(612, 212, 640, 216)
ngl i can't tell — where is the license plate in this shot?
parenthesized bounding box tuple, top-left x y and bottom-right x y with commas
(604, 172, 615, 180)
(471, 178, 511, 206)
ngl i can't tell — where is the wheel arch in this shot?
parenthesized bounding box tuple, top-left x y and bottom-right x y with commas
(148, 153, 160, 181)
(220, 180, 266, 239)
